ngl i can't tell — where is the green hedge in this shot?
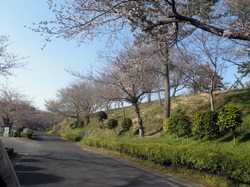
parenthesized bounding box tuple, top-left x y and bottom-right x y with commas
(20, 129, 34, 139)
(82, 137, 250, 184)
(65, 133, 82, 142)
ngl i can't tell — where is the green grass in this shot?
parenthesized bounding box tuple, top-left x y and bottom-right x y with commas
(51, 88, 250, 186)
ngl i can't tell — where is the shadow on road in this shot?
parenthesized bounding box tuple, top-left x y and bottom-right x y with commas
(16, 173, 64, 186)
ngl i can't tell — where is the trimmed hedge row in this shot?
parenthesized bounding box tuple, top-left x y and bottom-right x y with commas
(82, 137, 250, 184)
(65, 132, 82, 142)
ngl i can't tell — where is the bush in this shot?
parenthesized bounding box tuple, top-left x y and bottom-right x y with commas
(97, 111, 108, 129)
(17, 126, 25, 134)
(163, 114, 191, 139)
(177, 114, 192, 140)
(97, 111, 108, 121)
(121, 117, 133, 131)
(163, 116, 176, 138)
(217, 106, 242, 144)
(9, 131, 19, 137)
(192, 111, 206, 140)
(107, 119, 118, 129)
(65, 133, 82, 142)
(107, 119, 118, 136)
(51, 130, 60, 136)
(20, 129, 34, 139)
(69, 120, 84, 129)
(203, 110, 219, 136)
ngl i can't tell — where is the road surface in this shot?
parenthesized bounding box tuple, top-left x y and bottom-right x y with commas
(1, 132, 202, 187)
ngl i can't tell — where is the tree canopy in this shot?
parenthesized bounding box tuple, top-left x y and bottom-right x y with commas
(34, 0, 249, 43)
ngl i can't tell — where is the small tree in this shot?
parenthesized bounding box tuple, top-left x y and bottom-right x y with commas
(203, 110, 219, 137)
(121, 117, 133, 131)
(97, 111, 108, 129)
(164, 114, 191, 140)
(163, 116, 176, 138)
(107, 119, 118, 136)
(192, 111, 206, 141)
(217, 106, 242, 144)
(176, 115, 192, 140)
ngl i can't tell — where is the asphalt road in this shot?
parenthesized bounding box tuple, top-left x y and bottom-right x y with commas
(1, 132, 202, 187)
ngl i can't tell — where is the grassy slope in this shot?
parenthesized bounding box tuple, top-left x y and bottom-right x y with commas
(53, 88, 250, 156)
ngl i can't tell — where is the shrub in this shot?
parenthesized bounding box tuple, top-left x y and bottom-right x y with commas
(51, 130, 60, 136)
(121, 117, 133, 131)
(78, 120, 84, 128)
(217, 106, 242, 144)
(163, 114, 191, 139)
(69, 120, 84, 129)
(9, 131, 19, 137)
(97, 111, 108, 129)
(20, 129, 34, 139)
(203, 110, 219, 137)
(65, 133, 82, 142)
(176, 114, 192, 140)
(108, 119, 118, 136)
(97, 111, 108, 121)
(192, 111, 206, 140)
(163, 116, 175, 138)
(17, 126, 25, 134)
(107, 119, 118, 129)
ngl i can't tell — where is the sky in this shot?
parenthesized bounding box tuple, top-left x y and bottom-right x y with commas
(0, 0, 248, 110)
(0, 0, 106, 110)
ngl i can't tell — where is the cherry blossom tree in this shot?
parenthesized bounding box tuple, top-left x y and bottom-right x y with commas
(32, 0, 249, 120)
(45, 81, 99, 124)
(76, 43, 159, 137)
(33, 0, 249, 43)
(0, 35, 26, 78)
(0, 85, 36, 128)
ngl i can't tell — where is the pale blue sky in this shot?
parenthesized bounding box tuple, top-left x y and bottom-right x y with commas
(0, 0, 248, 110)
(0, 0, 106, 110)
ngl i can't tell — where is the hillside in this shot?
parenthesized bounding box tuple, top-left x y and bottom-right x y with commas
(51, 88, 250, 186)
(54, 89, 250, 138)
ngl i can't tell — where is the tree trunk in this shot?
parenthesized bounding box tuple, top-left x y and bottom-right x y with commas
(134, 102, 144, 138)
(171, 86, 177, 97)
(210, 79, 215, 111)
(3, 117, 11, 127)
(76, 114, 80, 121)
(163, 47, 171, 121)
(121, 102, 125, 118)
(157, 86, 162, 107)
(147, 93, 151, 102)
(210, 91, 214, 111)
(232, 129, 236, 145)
(85, 115, 90, 125)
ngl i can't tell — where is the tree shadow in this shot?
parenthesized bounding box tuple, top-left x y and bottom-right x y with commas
(16, 172, 64, 186)
(19, 158, 39, 163)
(217, 89, 250, 109)
(238, 132, 250, 143)
(14, 165, 42, 172)
(148, 128, 163, 136)
(118, 129, 129, 136)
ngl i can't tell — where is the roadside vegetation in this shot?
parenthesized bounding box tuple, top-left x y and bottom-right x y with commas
(49, 88, 250, 187)
(0, 126, 34, 139)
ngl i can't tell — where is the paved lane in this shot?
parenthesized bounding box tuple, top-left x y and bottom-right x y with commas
(2, 132, 202, 187)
